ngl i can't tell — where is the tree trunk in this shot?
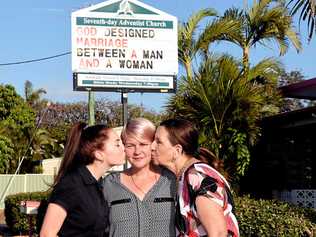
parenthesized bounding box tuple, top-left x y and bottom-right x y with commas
(243, 46, 250, 78)
(185, 61, 193, 82)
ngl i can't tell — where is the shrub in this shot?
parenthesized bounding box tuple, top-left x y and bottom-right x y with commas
(4, 192, 316, 236)
(4, 191, 49, 235)
(235, 195, 316, 236)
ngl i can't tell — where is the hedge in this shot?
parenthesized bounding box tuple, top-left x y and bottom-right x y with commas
(4, 192, 316, 236)
(4, 191, 49, 235)
(235, 195, 316, 236)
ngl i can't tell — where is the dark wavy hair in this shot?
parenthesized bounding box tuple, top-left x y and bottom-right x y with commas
(160, 119, 223, 170)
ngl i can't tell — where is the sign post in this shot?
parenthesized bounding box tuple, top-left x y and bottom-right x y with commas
(20, 200, 41, 237)
(121, 91, 128, 168)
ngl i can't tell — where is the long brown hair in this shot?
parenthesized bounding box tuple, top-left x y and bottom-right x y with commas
(54, 122, 110, 186)
(160, 119, 223, 170)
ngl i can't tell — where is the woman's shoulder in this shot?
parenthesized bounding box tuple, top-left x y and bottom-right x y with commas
(50, 171, 81, 204)
(103, 171, 121, 184)
(160, 166, 176, 180)
(188, 162, 230, 188)
(188, 162, 219, 175)
(55, 169, 81, 189)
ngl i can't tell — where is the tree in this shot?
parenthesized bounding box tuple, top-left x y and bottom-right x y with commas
(20, 128, 60, 173)
(288, 0, 316, 41)
(0, 84, 59, 173)
(39, 99, 165, 160)
(279, 69, 305, 86)
(279, 70, 310, 112)
(221, 0, 301, 74)
(166, 55, 283, 180)
(168, 3, 295, 179)
(0, 135, 14, 174)
(178, 8, 239, 80)
(24, 80, 47, 111)
(0, 84, 36, 173)
(42, 99, 165, 128)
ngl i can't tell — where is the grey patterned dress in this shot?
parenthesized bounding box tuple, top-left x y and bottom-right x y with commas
(103, 167, 176, 237)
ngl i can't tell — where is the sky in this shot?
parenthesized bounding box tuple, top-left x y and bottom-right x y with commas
(0, 0, 315, 112)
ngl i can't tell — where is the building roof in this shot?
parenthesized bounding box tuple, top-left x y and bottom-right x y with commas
(279, 77, 316, 100)
(263, 105, 316, 127)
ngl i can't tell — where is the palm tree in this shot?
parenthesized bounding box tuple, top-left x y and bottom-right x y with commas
(24, 80, 47, 110)
(220, 0, 301, 75)
(166, 54, 283, 178)
(170, 2, 296, 179)
(288, 0, 316, 41)
(178, 8, 239, 80)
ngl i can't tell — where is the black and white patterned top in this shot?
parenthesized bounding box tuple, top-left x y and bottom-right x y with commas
(103, 167, 176, 237)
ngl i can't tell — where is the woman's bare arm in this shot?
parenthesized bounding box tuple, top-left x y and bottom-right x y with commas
(40, 203, 67, 237)
(196, 196, 227, 237)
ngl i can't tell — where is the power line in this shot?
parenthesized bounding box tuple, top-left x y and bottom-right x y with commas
(0, 51, 71, 66)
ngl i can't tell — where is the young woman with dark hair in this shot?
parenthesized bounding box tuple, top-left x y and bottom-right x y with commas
(40, 122, 125, 237)
(152, 119, 239, 237)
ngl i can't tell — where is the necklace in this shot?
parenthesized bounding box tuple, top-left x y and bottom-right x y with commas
(176, 158, 199, 190)
(130, 174, 146, 195)
(130, 173, 158, 195)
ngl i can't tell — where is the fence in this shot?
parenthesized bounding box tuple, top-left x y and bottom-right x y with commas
(0, 174, 54, 209)
(273, 189, 316, 210)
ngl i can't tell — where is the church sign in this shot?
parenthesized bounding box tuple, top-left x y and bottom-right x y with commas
(71, 0, 178, 92)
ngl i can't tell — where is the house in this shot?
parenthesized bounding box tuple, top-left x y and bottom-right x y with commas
(241, 78, 316, 209)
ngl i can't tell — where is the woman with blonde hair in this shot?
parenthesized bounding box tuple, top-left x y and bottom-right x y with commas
(103, 118, 176, 237)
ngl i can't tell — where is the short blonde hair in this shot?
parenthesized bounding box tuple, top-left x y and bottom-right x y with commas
(121, 118, 155, 143)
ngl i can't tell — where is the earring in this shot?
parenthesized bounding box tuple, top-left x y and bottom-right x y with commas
(172, 155, 177, 163)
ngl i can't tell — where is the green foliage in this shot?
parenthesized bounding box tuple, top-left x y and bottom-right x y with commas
(30, 129, 59, 161)
(170, 2, 299, 181)
(0, 84, 58, 174)
(5, 192, 316, 236)
(45, 125, 68, 158)
(288, 0, 316, 41)
(24, 80, 47, 113)
(0, 84, 36, 173)
(225, 129, 250, 176)
(4, 191, 50, 235)
(0, 135, 14, 173)
(0, 84, 35, 130)
(235, 195, 316, 236)
(167, 55, 282, 180)
(38, 99, 165, 160)
(178, 8, 239, 79)
(221, 0, 301, 73)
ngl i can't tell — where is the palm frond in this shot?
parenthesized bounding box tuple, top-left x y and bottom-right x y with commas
(220, 7, 245, 46)
(178, 8, 217, 63)
(249, 57, 283, 83)
(178, 8, 218, 78)
(185, 8, 217, 39)
(288, 0, 316, 41)
(196, 17, 241, 52)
